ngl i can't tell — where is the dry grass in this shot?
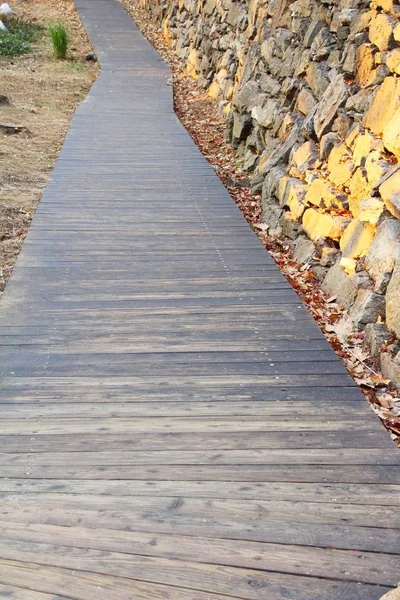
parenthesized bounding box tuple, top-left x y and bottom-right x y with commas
(0, 0, 99, 291)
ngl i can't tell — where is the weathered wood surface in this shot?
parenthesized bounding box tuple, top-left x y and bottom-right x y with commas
(0, 0, 398, 597)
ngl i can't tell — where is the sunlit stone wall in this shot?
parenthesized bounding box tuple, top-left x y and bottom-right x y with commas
(140, 0, 400, 384)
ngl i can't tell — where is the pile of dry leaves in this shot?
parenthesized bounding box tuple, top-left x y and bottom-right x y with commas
(120, 1, 399, 442)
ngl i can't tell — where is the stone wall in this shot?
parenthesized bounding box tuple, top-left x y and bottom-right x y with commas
(139, 0, 400, 383)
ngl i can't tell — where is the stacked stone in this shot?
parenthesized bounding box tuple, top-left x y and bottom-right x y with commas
(140, 0, 400, 384)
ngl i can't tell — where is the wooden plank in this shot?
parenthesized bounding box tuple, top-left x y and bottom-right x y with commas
(0, 584, 72, 600)
(0, 0, 397, 596)
(1, 447, 399, 465)
(1, 479, 400, 505)
(0, 521, 398, 587)
(0, 430, 393, 452)
(0, 463, 397, 483)
(0, 559, 389, 600)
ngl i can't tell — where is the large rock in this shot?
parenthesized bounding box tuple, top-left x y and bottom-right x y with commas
(234, 81, 263, 113)
(232, 113, 252, 144)
(319, 132, 340, 160)
(259, 119, 304, 176)
(251, 99, 280, 129)
(368, 13, 396, 52)
(381, 352, 400, 387)
(355, 43, 377, 88)
(379, 168, 400, 216)
(293, 236, 315, 264)
(302, 208, 349, 241)
(327, 143, 353, 187)
(296, 87, 317, 115)
(261, 196, 284, 229)
(348, 289, 386, 330)
(348, 167, 373, 217)
(363, 76, 400, 136)
(363, 323, 392, 356)
(322, 262, 367, 308)
(262, 165, 287, 199)
(352, 132, 383, 167)
(365, 220, 400, 284)
(358, 197, 386, 226)
(306, 62, 330, 99)
(384, 194, 400, 219)
(314, 73, 349, 139)
(378, 166, 400, 199)
(365, 151, 391, 187)
(340, 220, 375, 259)
(382, 107, 400, 158)
(386, 260, 400, 337)
(305, 178, 347, 210)
(386, 48, 400, 75)
(290, 141, 319, 175)
(323, 262, 350, 297)
(277, 176, 308, 219)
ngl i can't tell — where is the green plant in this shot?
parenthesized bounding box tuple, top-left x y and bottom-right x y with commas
(10, 18, 43, 42)
(0, 31, 30, 56)
(0, 18, 44, 56)
(49, 24, 68, 59)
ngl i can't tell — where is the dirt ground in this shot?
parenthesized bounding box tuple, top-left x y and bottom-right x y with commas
(0, 0, 99, 291)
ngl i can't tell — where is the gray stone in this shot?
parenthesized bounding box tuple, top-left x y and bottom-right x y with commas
(310, 28, 336, 60)
(252, 99, 280, 129)
(258, 74, 281, 96)
(259, 119, 304, 176)
(262, 165, 287, 199)
(320, 247, 340, 267)
(386, 261, 400, 337)
(363, 323, 392, 357)
(296, 87, 317, 116)
(322, 262, 350, 297)
(0, 122, 26, 134)
(375, 271, 391, 295)
(232, 113, 252, 145)
(242, 150, 258, 172)
(319, 132, 340, 160)
(234, 81, 263, 113)
(381, 352, 400, 387)
(348, 289, 386, 330)
(261, 196, 284, 229)
(280, 212, 303, 240)
(365, 220, 400, 285)
(293, 236, 315, 264)
(314, 73, 349, 139)
(336, 272, 372, 309)
(331, 111, 353, 139)
(306, 62, 331, 98)
(312, 264, 330, 281)
(304, 20, 325, 48)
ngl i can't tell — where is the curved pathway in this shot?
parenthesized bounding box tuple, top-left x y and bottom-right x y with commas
(0, 0, 399, 598)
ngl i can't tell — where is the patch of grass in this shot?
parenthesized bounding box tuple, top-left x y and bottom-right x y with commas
(10, 18, 44, 42)
(0, 31, 30, 55)
(49, 23, 68, 59)
(0, 18, 44, 56)
(63, 60, 87, 72)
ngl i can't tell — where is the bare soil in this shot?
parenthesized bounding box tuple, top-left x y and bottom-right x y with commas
(0, 0, 99, 291)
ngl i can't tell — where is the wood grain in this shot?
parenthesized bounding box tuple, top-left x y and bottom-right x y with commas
(0, 0, 397, 598)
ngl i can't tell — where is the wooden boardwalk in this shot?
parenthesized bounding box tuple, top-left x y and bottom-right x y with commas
(0, 0, 399, 597)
